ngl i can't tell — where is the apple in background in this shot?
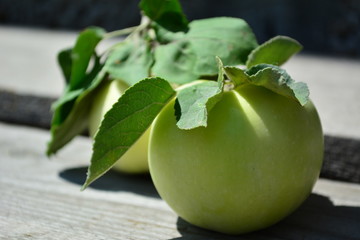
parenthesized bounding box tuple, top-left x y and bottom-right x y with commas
(149, 84, 323, 234)
(89, 80, 150, 174)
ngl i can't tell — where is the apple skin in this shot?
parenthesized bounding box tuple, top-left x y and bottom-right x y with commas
(149, 84, 323, 235)
(89, 80, 150, 174)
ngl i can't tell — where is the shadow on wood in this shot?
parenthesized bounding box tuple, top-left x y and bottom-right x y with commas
(322, 135, 360, 183)
(171, 193, 360, 240)
(59, 166, 160, 198)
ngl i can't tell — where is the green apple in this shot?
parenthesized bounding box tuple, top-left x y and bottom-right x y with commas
(149, 83, 323, 234)
(89, 80, 150, 173)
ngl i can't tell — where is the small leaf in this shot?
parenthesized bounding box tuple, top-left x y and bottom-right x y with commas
(139, 0, 188, 32)
(224, 66, 250, 86)
(57, 48, 72, 84)
(47, 69, 107, 156)
(152, 17, 258, 84)
(50, 54, 103, 126)
(48, 27, 106, 139)
(105, 39, 154, 86)
(175, 58, 225, 130)
(69, 26, 106, 90)
(82, 77, 176, 189)
(47, 93, 91, 156)
(247, 64, 309, 106)
(246, 36, 302, 69)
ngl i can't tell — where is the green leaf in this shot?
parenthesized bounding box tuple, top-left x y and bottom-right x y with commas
(48, 26, 106, 142)
(152, 22, 186, 44)
(69, 26, 106, 90)
(82, 77, 176, 189)
(224, 66, 250, 86)
(51, 54, 103, 126)
(247, 64, 309, 106)
(153, 40, 198, 83)
(175, 58, 225, 130)
(139, 0, 188, 32)
(57, 48, 72, 84)
(246, 36, 302, 68)
(152, 17, 258, 84)
(47, 69, 107, 156)
(105, 39, 154, 86)
(47, 27, 106, 150)
(50, 88, 83, 124)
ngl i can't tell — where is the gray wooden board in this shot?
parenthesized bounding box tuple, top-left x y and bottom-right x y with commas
(1, 122, 360, 240)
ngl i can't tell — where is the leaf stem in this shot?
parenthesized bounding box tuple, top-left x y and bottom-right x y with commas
(104, 26, 139, 39)
(100, 15, 153, 56)
(100, 40, 128, 58)
(234, 82, 251, 91)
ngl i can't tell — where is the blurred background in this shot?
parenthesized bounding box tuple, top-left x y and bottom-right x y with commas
(0, 0, 359, 58)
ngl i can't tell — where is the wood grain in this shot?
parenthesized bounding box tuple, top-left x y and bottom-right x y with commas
(1, 123, 360, 239)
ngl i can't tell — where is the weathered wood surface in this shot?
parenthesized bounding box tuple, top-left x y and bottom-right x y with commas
(1, 122, 360, 240)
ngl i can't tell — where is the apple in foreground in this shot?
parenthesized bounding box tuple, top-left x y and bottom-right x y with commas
(89, 80, 150, 173)
(149, 84, 323, 234)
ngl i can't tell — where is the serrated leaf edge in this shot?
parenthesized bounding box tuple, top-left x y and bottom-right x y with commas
(81, 77, 175, 190)
(248, 64, 309, 106)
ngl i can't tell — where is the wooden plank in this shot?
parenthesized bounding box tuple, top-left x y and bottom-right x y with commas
(1, 90, 360, 184)
(0, 122, 360, 239)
